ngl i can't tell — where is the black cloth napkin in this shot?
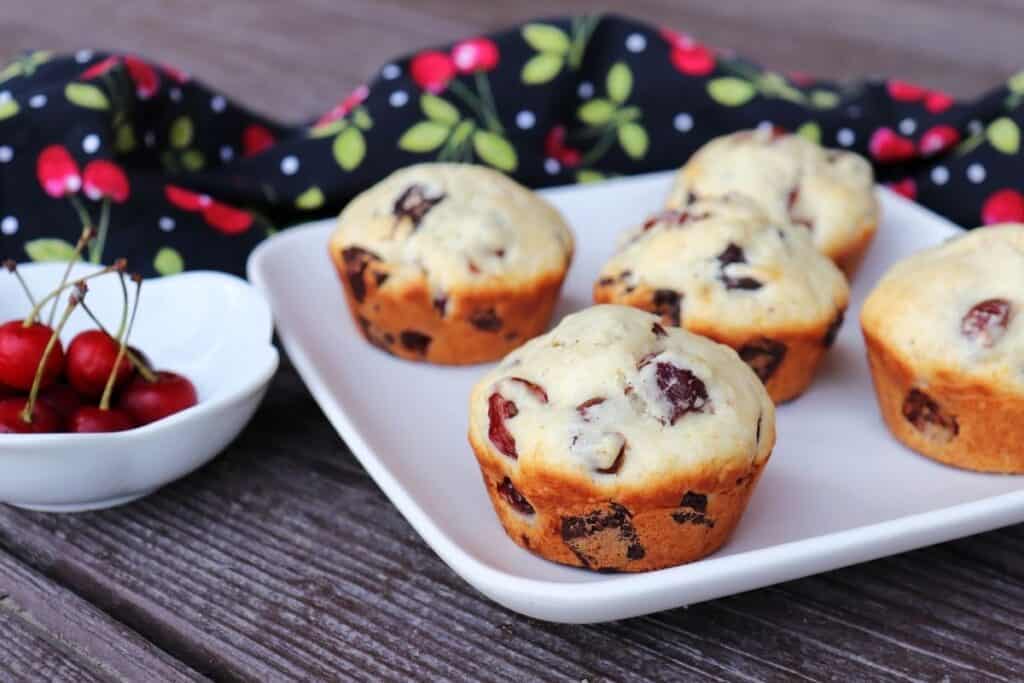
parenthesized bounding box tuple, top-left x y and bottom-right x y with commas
(1, 14, 1022, 276)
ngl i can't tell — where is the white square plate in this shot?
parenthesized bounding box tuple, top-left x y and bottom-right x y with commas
(248, 171, 1024, 624)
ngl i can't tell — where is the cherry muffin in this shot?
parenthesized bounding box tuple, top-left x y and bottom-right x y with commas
(468, 305, 775, 572)
(329, 163, 574, 364)
(861, 225, 1024, 473)
(593, 197, 849, 403)
(665, 128, 879, 277)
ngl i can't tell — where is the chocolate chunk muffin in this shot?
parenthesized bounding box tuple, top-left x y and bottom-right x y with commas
(666, 128, 879, 277)
(861, 224, 1024, 472)
(468, 305, 775, 572)
(329, 163, 573, 364)
(594, 197, 849, 403)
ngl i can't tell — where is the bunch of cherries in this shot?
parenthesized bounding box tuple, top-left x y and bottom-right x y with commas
(0, 230, 197, 434)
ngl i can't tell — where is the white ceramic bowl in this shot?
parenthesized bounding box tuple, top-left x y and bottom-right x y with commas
(0, 263, 278, 512)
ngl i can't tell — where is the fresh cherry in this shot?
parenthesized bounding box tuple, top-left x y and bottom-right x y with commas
(118, 371, 197, 425)
(0, 320, 65, 391)
(0, 398, 62, 434)
(39, 383, 82, 421)
(68, 405, 135, 433)
(66, 329, 134, 398)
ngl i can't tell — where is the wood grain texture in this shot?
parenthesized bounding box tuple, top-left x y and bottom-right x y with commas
(0, 0, 1023, 678)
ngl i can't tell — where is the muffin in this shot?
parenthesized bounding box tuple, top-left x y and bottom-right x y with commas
(861, 225, 1024, 473)
(593, 197, 849, 403)
(468, 304, 776, 572)
(665, 128, 879, 277)
(329, 163, 574, 364)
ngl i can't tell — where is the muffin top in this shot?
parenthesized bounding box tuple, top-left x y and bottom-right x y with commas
(331, 163, 573, 293)
(861, 224, 1024, 391)
(469, 305, 775, 492)
(597, 197, 849, 336)
(666, 128, 878, 258)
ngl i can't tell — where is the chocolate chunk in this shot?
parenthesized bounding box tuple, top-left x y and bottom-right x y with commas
(373, 271, 389, 287)
(652, 289, 682, 327)
(341, 246, 381, 303)
(356, 316, 394, 353)
(961, 299, 1011, 348)
(655, 362, 710, 424)
(718, 243, 763, 290)
(393, 184, 445, 228)
(717, 242, 747, 266)
(507, 377, 548, 403)
(596, 441, 626, 475)
(671, 509, 715, 527)
(561, 503, 643, 568)
(576, 397, 606, 420)
(902, 389, 959, 442)
(433, 295, 448, 317)
(739, 338, 787, 383)
(652, 322, 668, 337)
(679, 491, 708, 513)
(399, 330, 431, 355)
(823, 309, 845, 347)
(597, 277, 614, 286)
(756, 413, 762, 444)
(722, 274, 764, 291)
(470, 308, 502, 332)
(497, 477, 534, 515)
(488, 392, 519, 458)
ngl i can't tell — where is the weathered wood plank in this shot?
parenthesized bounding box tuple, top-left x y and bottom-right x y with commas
(0, 549, 205, 682)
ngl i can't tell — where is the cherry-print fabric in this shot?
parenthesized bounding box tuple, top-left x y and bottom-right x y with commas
(1, 14, 1023, 275)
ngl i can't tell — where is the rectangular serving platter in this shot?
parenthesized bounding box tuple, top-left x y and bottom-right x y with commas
(248, 170, 1024, 624)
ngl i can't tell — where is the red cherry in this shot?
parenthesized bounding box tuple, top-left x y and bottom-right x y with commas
(68, 406, 134, 433)
(886, 79, 928, 102)
(165, 184, 211, 211)
(315, 84, 369, 127)
(123, 56, 159, 99)
(66, 330, 134, 399)
(670, 44, 715, 76)
(36, 145, 81, 198)
(887, 178, 917, 201)
(451, 38, 500, 74)
(118, 371, 197, 425)
(81, 56, 120, 80)
(918, 125, 960, 157)
(924, 91, 954, 114)
(981, 189, 1024, 225)
(0, 398, 61, 434)
(559, 148, 582, 168)
(0, 321, 64, 391)
(241, 124, 276, 157)
(410, 51, 456, 94)
(39, 383, 82, 421)
(544, 126, 567, 158)
(202, 201, 254, 235)
(83, 160, 130, 202)
(868, 127, 917, 163)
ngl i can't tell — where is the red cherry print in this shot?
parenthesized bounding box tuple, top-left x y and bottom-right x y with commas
(661, 29, 715, 76)
(451, 38, 500, 74)
(924, 90, 954, 114)
(123, 55, 159, 99)
(868, 128, 917, 163)
(0, 398, 61, 434)
(82, 160, 130, 202)
(66, 330, 134, 399)
(202, 201, 253, 235)
(81, 55, 119, 80)
(981, 189, 1024, 225)
(0, 321, 64, 391)
(410, 51, 456, 94)
(39, 383, 82, 421)
(160, 63, 189, 84)
(887, 178, 917, 201)
(68, 406, 135, 433)
(786, 71, 815, 86)
(559, 148, 582, 168)
(918, 125, 960, 157)
(315, 84, 369, 127)
(241, 124, 276, 157)
(164, 184, 212, 211)
(544, 126, 566, 158)
(118, 371, 198, 425)
(886, 79, 928, 102)
(36, 145, 81, 198)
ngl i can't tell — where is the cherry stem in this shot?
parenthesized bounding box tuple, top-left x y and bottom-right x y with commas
(46, 226, 94, 327)
(20, 289, 80, 423)
(3, 260, 37, 308)
(76, 293, 156, 383)
(68, 194, 93, 240)
(23, 260, 125, 327)
(90, 198, 111, 264)
(99, 272, 135, 410)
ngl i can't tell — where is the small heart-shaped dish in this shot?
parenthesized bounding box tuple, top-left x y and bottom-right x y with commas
(0, 263, 278, 512)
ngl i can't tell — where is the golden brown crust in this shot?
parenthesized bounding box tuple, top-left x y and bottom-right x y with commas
(826, 220, 877, 279)
(329, 245, 568, 365)
(593, 283, 843, 403)
(470, 428, 770, 572)
(863, 328, 1024, 473)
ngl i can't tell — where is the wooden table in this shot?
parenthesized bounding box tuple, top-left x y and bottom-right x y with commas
(3, 2, 1023, 680)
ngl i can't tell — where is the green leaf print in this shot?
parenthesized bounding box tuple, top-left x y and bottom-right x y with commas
(353, 108, 373, 131)
(310, 120, 345, 138)
(810, 90, 839, 109)
(65, 83, 109, 110)
(617, 123, 648, 159)
(24, 238, 77, 262)
(421, 94, 460, 126)
(521, 53, 564, 85)
(114, 124, 135, 153)
(987, 117, 1020, 154)
(607, 62, 633, 104)
(472, 130, 517, 171)
(1008, 71, 1024, 94)
(398, 121, 450, 153)
(181, 149, 205, 171)
(154, 247, 185, 276)
(295, 186, 325, 210)
(707, 78, 756, 106)
(450, 120, 475, 148)
(0, 98, 18, 120)
(522, 24, 571, 54)
(170, 116, 194, 149)
(796, 122, 822, 144)
(578, 99, 615, 125)
(333, 126, 366, 170)
(576, 170, 605, 183)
